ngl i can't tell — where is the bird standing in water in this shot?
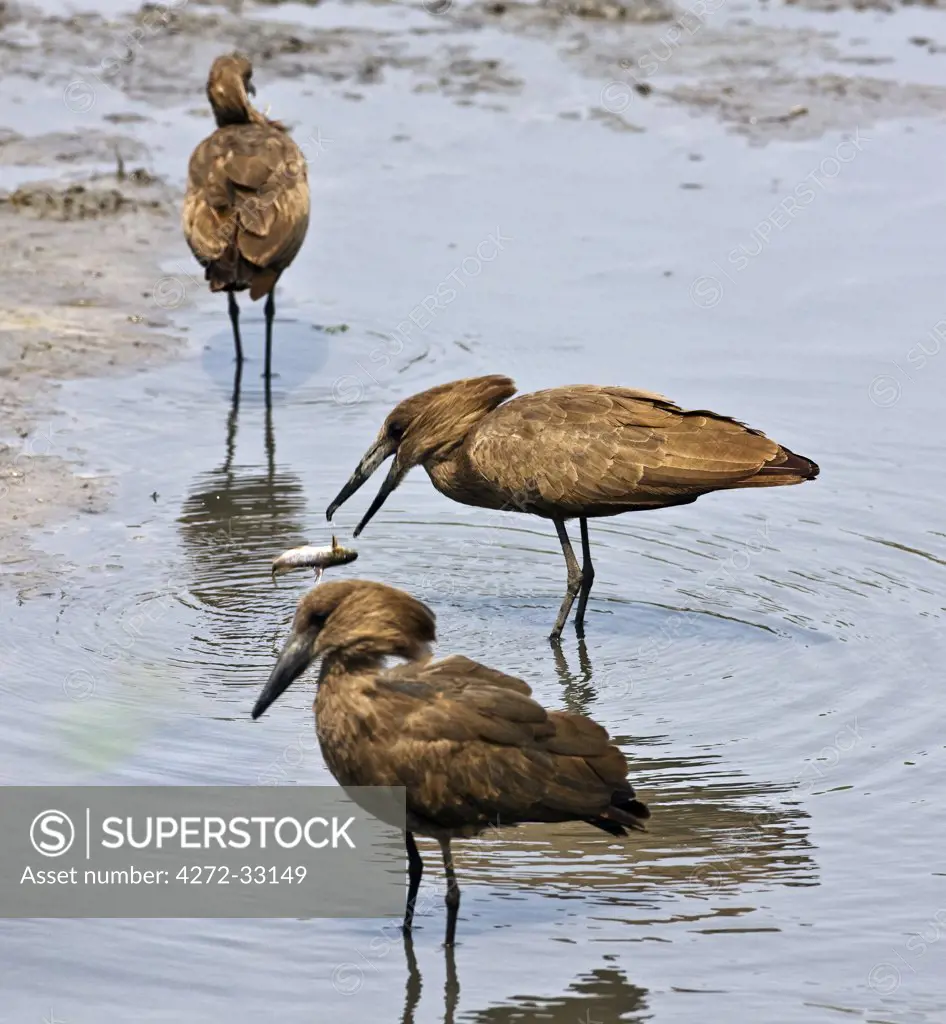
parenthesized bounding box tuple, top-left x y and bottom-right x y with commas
(251, 579, 650, 946)
(326, 376, 819, 639)
(183, 53, 310, 378)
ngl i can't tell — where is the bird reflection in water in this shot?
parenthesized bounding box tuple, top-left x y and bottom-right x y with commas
(177, 367, 309, 680)
(400, 942, 647, 1024)
(466, 965, 648, 1024)
(550, 638, 597, 715)
(401, 936, 459, 1024)
(543, 637, 818, 904)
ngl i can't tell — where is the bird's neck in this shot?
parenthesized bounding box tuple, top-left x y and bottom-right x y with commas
(319, 652, 384, 680)
(213, 106, 251, 128)
(425, 449, 506, 510)
(424, 449, 459, 491)
(319, 642, 432, 679)
(212, 102, 272, 129)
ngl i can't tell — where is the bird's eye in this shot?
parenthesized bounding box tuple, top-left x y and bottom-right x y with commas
(388, 422, 404, 441)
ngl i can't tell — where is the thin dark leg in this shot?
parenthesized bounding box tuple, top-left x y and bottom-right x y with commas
(577, 636, 593, 678)
(550, 642, 569, 685)
(263, 288, 275, 379)
(549, 638, 596, 716)
(223, 359, 242, 475)
(401, 932, 422, 1024)
(550, 519, 583, 641)
(227, 291, 243, 365)
(263, 371, 275, 484)
(404, 831, 424, 935)
(444, 943, 459, 1024)
(438, 838, 460, 947)
(573, 518, 596, 638)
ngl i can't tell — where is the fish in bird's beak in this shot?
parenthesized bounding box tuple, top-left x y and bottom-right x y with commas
(252, 627, 318, 720)
(325, 436, 402, 534)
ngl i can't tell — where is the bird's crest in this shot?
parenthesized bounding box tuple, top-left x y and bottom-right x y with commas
(388, 375, 517, 464)
(295, 580, 437, 662)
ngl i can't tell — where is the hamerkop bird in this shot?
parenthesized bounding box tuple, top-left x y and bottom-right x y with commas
(251, 579, 649, 945)
(183, 53, 309, 378)
(326, 376, 819, 639)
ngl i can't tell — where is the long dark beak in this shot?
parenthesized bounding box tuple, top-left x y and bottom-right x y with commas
(252, 630, 316, 720)
(326, 437, 395, 522)
(246, 81, 257, 96)
(352, 459, 405, 537)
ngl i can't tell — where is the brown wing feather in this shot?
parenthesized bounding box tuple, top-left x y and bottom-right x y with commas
(464, 386, 818, 518)
(346, 657, 648, 833)
(417, 654, 534, 695)
(182, 122, 309, 298)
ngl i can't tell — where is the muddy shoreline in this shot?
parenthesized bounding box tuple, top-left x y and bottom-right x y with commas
(0, 153, 186, 593)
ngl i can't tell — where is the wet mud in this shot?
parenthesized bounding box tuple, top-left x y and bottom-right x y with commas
(0, 140, 183, 589)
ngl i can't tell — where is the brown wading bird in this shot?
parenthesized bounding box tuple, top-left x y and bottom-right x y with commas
(326, 376, 819, 639)
(251, 579, 650, 946)
(183, 53, 310, 378)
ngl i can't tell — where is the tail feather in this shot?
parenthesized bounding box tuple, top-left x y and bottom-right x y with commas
(740, 445, 819, 487)
(206, 239, 275, 299)
(588, 788, 650, 836)
(206, 237, 246, 292)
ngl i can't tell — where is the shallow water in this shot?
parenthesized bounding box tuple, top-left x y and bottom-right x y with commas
(3, 0, 946, 1021)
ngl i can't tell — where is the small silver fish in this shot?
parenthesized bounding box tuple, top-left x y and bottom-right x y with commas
(271, 536, 358, 585)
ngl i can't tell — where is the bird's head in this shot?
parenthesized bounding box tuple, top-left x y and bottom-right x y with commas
(251, 580, 436, 720)
(326, 375, 517, 536)
(206, 53, 257, 126)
